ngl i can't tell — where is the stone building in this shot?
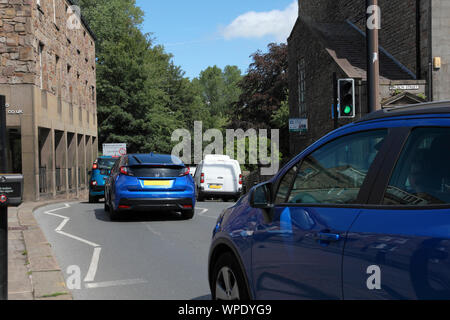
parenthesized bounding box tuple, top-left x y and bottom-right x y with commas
(0, 0, 98, 201)
(288, 0, 450, 156)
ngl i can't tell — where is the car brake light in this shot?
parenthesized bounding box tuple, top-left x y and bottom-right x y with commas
(91, 180, 97, 186)
(119, 205, 131, 209)
(180, 167, 190, 176)
(92, 163, 98, 170)
(239, 174, 243, 185)
(200, 173, 205, 184)
(120, 166, 130, 176)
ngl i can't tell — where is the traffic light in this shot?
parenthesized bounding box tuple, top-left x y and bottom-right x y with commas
(338, 79, 356, 118)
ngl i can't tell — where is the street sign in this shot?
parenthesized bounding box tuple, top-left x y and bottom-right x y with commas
(102, 143, 127, 157)
(289, 118, 308, 133)
(0, 174, 24, 207)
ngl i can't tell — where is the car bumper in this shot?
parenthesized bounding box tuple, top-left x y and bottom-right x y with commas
(199, 190, 241, 197)
(117, 197, 194, 211)
(90, 185, 105, 196)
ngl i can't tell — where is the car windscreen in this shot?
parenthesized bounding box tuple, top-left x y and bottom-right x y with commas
(129, 165, 185, 178)
(98, 158, 118, 169)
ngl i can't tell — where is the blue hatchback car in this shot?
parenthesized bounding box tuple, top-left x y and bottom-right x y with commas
(209, 101, 450, 300)
(89, 156, 119, 203)
(104, 153, 195, 221)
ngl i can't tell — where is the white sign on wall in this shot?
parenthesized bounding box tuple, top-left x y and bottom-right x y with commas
(102, 143, 127, 157)
(289, 118, 308, 133)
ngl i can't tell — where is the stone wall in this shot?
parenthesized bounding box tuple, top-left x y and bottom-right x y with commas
(0, 0, 34, 85)
(0, 0, 96, 113)
(298, 0, 419, 77)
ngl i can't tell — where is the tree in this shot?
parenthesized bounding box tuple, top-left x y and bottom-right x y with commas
(76, 0, 200, 154)
(233, 43, 289, 158)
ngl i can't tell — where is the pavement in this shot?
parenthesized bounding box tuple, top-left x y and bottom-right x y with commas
(7, 193, 87, 300)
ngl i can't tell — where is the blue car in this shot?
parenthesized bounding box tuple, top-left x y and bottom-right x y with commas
(209, 101, 450, 300)
(89, 156, 119, 203)
(104, 153, 195, 221)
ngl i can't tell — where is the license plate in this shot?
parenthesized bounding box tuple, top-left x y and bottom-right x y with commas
(144, 180, 172, 186)
(209, 184, 223, 189)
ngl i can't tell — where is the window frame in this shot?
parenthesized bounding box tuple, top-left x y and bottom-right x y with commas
(272, 128, 395, 208)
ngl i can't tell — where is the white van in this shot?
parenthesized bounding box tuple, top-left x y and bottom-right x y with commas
(194, 155, 243, 202)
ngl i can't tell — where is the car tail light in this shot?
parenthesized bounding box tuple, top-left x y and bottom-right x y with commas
(91, 180, 97, 186)
(120, 166, 131, 176)
(119, 205, 131, 209)
(183, 204, 193, 209)
(92, 163, 98, 170)
(200, 173, 205, 184)
(239, 174, 243, 185)
(180, 167, 190, 176)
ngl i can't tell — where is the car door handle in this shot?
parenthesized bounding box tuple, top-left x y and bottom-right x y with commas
(315, 232, 341, 242)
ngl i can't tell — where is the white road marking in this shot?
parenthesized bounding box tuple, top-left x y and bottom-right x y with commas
(84, 247, 102, 282)
(145, 223, 162, 237)
(196, 207, 218, 219)
(84, 278, 148, 289)
(43, 203, 101, 285)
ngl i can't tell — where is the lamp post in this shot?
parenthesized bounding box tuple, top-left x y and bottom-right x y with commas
(366, 0, 381, 113)
(0, 95, 7, 300)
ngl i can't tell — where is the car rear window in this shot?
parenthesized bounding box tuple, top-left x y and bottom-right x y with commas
(129, 166, 184, 178)
(98, 158, 117, 169)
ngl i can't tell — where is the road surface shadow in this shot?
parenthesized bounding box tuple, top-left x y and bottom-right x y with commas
(93, 208, 186, 223)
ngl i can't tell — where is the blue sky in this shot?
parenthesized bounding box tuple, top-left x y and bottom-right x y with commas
(135, 0, 298, 79)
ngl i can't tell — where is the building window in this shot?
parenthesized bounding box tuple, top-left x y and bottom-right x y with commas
(298, 58, 306, 115)
(39, 43, 44, 90)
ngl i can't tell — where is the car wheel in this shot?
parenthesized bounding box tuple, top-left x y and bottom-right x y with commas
(212, 252, 250, 301)
(89, 194, 95, 203)
(109, 201, 120, 221)
(181, 209, 195, 220)
(104, 198, 110, 212)
(197, 191, 204, 202)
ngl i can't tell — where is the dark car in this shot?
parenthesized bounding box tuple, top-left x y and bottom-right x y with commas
(209, 101, 450, 300)
(89, 156, 119, 203)
(104, 153, 196, 221)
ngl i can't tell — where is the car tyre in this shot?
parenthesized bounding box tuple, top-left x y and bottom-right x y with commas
(89, 194, 96, 204)
(212, 252, 250, 301)
(104, 198, 109, 212)
(109, 201, 120, 221)
(181, 209, 195, 220)
(197, 191, 204, 202)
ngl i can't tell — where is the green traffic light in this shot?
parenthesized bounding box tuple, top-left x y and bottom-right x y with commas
(344, 106, 352, 114)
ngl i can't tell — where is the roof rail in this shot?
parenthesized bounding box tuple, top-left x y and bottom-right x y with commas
(357, 100, 450, 123)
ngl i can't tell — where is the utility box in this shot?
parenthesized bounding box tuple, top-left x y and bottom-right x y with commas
(0, 174, 23, 207)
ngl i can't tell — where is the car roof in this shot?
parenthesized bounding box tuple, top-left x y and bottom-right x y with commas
(357, 100, 450, 123)
(126, 153, 184, 166)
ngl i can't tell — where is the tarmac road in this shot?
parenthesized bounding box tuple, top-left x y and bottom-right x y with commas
(34, 200, 235, 300)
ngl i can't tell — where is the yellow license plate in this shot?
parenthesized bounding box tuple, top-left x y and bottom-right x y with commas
(209, 185, 223, 189)
(144, 180, 172, 186)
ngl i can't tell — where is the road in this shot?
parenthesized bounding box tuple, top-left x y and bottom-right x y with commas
(34, 200, 235, 300)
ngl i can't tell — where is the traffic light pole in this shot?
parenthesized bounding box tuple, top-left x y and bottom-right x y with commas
(366, 0, 381, 113)
(0, 95, 7, 300)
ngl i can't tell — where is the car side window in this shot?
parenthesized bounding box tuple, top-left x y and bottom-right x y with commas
(275, 129, 388, 205)
(383, 127, 450, 206)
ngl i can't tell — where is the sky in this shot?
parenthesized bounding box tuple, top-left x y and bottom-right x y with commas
(135, 0, 298, 79)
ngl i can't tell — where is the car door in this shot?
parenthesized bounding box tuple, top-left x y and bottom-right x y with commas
(251, 128, 389, 300)
(343, 124, 450, 299)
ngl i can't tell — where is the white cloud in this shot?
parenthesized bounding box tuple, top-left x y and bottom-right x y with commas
(221, 1, 298, 42)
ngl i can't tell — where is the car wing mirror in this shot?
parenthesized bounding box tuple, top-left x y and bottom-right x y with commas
(250, 182, 275, 223)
